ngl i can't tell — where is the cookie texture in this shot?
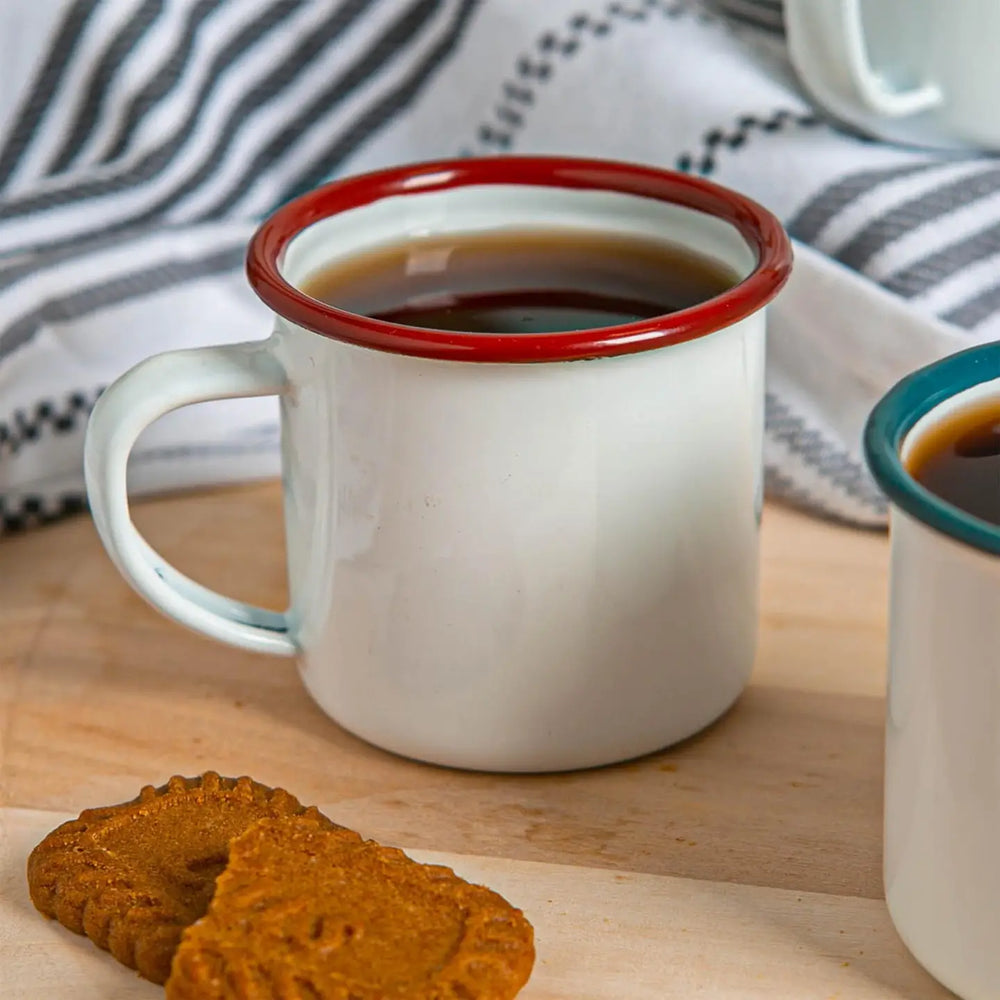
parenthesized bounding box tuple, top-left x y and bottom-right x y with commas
(166, 815, 535, 1000)
(27, 772, 336, 984)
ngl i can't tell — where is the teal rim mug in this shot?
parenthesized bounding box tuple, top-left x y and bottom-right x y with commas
(866, 341, 1000, 1000)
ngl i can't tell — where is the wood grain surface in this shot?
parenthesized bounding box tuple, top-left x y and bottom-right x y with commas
(2, 804, 950, 999)
(0, 485, 943, 997)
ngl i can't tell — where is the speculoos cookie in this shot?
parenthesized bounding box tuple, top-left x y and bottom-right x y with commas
(166, 814, 535, 1000)
(27, 772, 336, 984)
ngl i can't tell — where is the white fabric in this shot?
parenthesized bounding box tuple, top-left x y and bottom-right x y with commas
(0, 0, 994, 529)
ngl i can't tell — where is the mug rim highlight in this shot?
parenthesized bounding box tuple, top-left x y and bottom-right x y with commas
(245, 155, 792, 363)
(865, 342, 1000, 556)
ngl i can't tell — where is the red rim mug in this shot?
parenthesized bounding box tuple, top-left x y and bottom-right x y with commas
(85, 156, 792, 772)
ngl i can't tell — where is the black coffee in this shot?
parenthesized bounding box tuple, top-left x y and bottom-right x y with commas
(300, 229, 738, 334)
(907, 402, 1000, 524)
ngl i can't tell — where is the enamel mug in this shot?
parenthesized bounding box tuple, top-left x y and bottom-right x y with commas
(84, 156, 791, 773)
(786, 0, 1000, 151)
(866, 343, 1000, 999)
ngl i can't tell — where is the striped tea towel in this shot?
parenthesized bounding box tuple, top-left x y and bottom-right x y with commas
(0, 0, 994, 531)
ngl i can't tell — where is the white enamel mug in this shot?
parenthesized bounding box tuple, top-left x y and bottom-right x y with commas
(866, 344, 1000, 999)
(786, 0, 1000, 150)
(84, 157, 791, 773)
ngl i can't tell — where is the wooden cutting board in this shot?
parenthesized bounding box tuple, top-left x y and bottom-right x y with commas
(0, 485, 954, 997)
(1, 806, 948, 999)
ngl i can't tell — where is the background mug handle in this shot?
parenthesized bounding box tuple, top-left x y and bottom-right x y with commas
(84, 340, 296, 657)
(785, 0, 942, 119)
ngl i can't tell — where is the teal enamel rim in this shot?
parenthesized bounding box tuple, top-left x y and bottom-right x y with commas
(864, 341, 1000, 555)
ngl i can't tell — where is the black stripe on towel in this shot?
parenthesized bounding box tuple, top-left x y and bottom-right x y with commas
(832, 166, 1000, 273)
(276, 0, 481, 205)
(710, 0, 784, 34)
(0, 0, 97, 189)
(46, 0, 167, 175)
(138, 0, 394, 223)
(788, 163, 936, 245)
(0, 0, 380, 260)
(0, 242, 245, 360)
(0, 224, 198, 293)
(883, 219, 1000, 299)
(765, 392, 887, 513)
(99, 0, 220, 164)
(0, 493, 89, 533)
(676, 109, 820, 176)
(943, 281, 1000, 331)
(0, 389, 101, 458)
(0, 0, 301, 222)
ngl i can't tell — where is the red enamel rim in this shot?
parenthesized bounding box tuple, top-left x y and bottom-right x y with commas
(247, 156, 792, 363)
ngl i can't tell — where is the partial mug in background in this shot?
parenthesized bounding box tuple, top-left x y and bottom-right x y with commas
(866, 344, 1000, 1000)
(786, 0, 1000, 151)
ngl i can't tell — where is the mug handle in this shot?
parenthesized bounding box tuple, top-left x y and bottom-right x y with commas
(84, 340, 297, 657)
(785, 0, 942, 118)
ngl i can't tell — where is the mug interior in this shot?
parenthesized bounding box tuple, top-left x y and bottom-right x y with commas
(900, 377, 1000, 466)
(865, 342, 1000, 555)
(246, 157, 791, 362)
(279, 184, 757, 292)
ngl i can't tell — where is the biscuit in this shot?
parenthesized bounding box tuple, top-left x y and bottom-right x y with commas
(165, 815, 535, 1000)
(27, 772, 336, 984)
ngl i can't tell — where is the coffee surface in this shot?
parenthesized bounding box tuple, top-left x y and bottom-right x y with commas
(907, 401, 1000, 525)
(300, 228, 737, 334)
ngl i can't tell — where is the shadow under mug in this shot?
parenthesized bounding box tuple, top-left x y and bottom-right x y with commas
(866, 343, 1000, 1000)
(84, 156, 791, 773)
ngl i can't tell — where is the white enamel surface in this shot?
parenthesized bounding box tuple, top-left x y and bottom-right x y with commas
(85, 182, 769, 772)
(83, 342, 295, 656)
(276, 316, 764, 771)
(885, 509, 1000, 1000)
(786, 0, 1000, 150)
(885, 377, 1000, 996)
